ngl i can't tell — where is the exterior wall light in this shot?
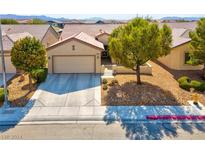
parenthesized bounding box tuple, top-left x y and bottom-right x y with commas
(72, 45, 75, 51)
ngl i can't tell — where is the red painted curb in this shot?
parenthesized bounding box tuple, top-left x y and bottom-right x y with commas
(146, 115, 205, 120)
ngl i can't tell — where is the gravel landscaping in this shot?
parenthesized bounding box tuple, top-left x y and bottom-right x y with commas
(7, 74, 37, 107)
(102, 61, 205, 106)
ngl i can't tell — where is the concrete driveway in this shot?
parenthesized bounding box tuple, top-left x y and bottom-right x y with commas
(0, 74, 14, 86)
(31, 74, 101, 107)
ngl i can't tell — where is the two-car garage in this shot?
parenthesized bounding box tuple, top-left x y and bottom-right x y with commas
(52, 56, 95, 73)
(47, 32, 104, 74)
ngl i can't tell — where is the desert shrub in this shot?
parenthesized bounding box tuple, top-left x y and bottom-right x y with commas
(31, 68, 48, 83)
(0, 88, 5, 102)
(177, 76, 191, 84)
(103, 84, 108, 90)
(102, 78, 108, 84)
(109, 79, 119, 86)
(178, 76, 205, 92)
(0, 18, 18, 24)
(179, 81, 192, 91)
(191, 80, 205, 92)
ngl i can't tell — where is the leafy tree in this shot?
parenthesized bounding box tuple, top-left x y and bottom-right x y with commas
(0, 18, 18, 24)
(28, 18, 46, 24)
(11, 37, 47, 89)
(109, 18, 172, 84)
(189, 18, 205, 79)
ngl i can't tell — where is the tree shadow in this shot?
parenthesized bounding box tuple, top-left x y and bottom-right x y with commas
(103, 80, 205, 139)
(103, 106, 205, 140)
(0, 100, 34, 132)
(105, 81, 182, 106)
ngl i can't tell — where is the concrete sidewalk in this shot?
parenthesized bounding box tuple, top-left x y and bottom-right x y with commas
(1, 101, 205, 125)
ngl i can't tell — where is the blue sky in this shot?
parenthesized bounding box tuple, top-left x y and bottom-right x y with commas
(47, 14, 205, 20)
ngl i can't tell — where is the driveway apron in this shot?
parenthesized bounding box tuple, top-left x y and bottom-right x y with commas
(32, 74, 101, 107)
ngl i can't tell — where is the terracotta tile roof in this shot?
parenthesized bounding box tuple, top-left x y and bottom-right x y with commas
(2, 32, 33, 51)
(7, 32, 33, 42)
(49, 32, 104, 50)
(62, 23, 196, 48)
(171, 28, 191, 48)
(95, 31, 110, 37)
(1, 25, 50, 40)
(61, 24, 123, 39)
(75, 32, 104, 49)
(159, 22, 197, 30)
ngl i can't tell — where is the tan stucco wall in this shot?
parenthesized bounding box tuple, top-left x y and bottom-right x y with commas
(47, 39, 102, 73)
(158, 43, 203, 70)
(42, 27, 59, 48)
(0, 53, 16, 73)
(97, 34, 109, 45)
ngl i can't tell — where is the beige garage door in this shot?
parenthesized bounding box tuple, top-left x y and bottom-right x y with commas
(53, 56, 95, 73)
(0, 56, 16, 73)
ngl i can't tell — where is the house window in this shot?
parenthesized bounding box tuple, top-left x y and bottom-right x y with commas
(184, 52, 191, 64)
(72, 45, 75, 51)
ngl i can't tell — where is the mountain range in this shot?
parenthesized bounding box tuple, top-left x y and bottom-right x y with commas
(160, 16, 202, 21)
(0, 14, 204, 21)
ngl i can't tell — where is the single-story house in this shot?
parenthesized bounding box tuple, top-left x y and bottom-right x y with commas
(157, 28, 203, 70)
(47, 32, 104, 73)
(0, 25, 59, 73)
(59, 22, 203, 72)
(1, 22, 202, 75)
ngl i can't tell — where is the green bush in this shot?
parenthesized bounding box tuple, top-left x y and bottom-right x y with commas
(178, 76, 205, 92)
(0, 88, 5, 102)
(177, 76, 191, 84)
(31, 68, 48, 83)
(109, 79, 119, 86)
(191, 80, 205, 92)
(179, 81, 192, 91)
(102, 79, 108, 84)
(103, 84, 108, 90)
(0, 18, 18, 24)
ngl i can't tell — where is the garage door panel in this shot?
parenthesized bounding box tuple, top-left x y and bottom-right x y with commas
(0, 56, 16, 73)
(53, 56, 95, 73)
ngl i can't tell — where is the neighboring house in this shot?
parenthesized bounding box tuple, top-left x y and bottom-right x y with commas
(1, 22, 202, 75)
(157, 21, 202, 70)
(158, 28, 203, 70)
(0, 25, 59, 73)
(59, 22, 203, 73)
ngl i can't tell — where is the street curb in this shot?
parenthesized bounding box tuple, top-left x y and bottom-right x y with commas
(1, 119, 205, 126)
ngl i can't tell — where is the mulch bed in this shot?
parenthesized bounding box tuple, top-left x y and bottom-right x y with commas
(7, 74, 37, 107)
(102, 61, 205, 106)
(103, 81, 183, 106)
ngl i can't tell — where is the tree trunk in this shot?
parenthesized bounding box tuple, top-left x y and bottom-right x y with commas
(29, 73, 32, 91)
(136, 64, 141, 84)
(203, 64, 205, 80)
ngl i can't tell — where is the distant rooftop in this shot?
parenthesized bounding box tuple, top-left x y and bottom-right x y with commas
(1, 24, 50, 40)
(62, 22, 197, 48)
